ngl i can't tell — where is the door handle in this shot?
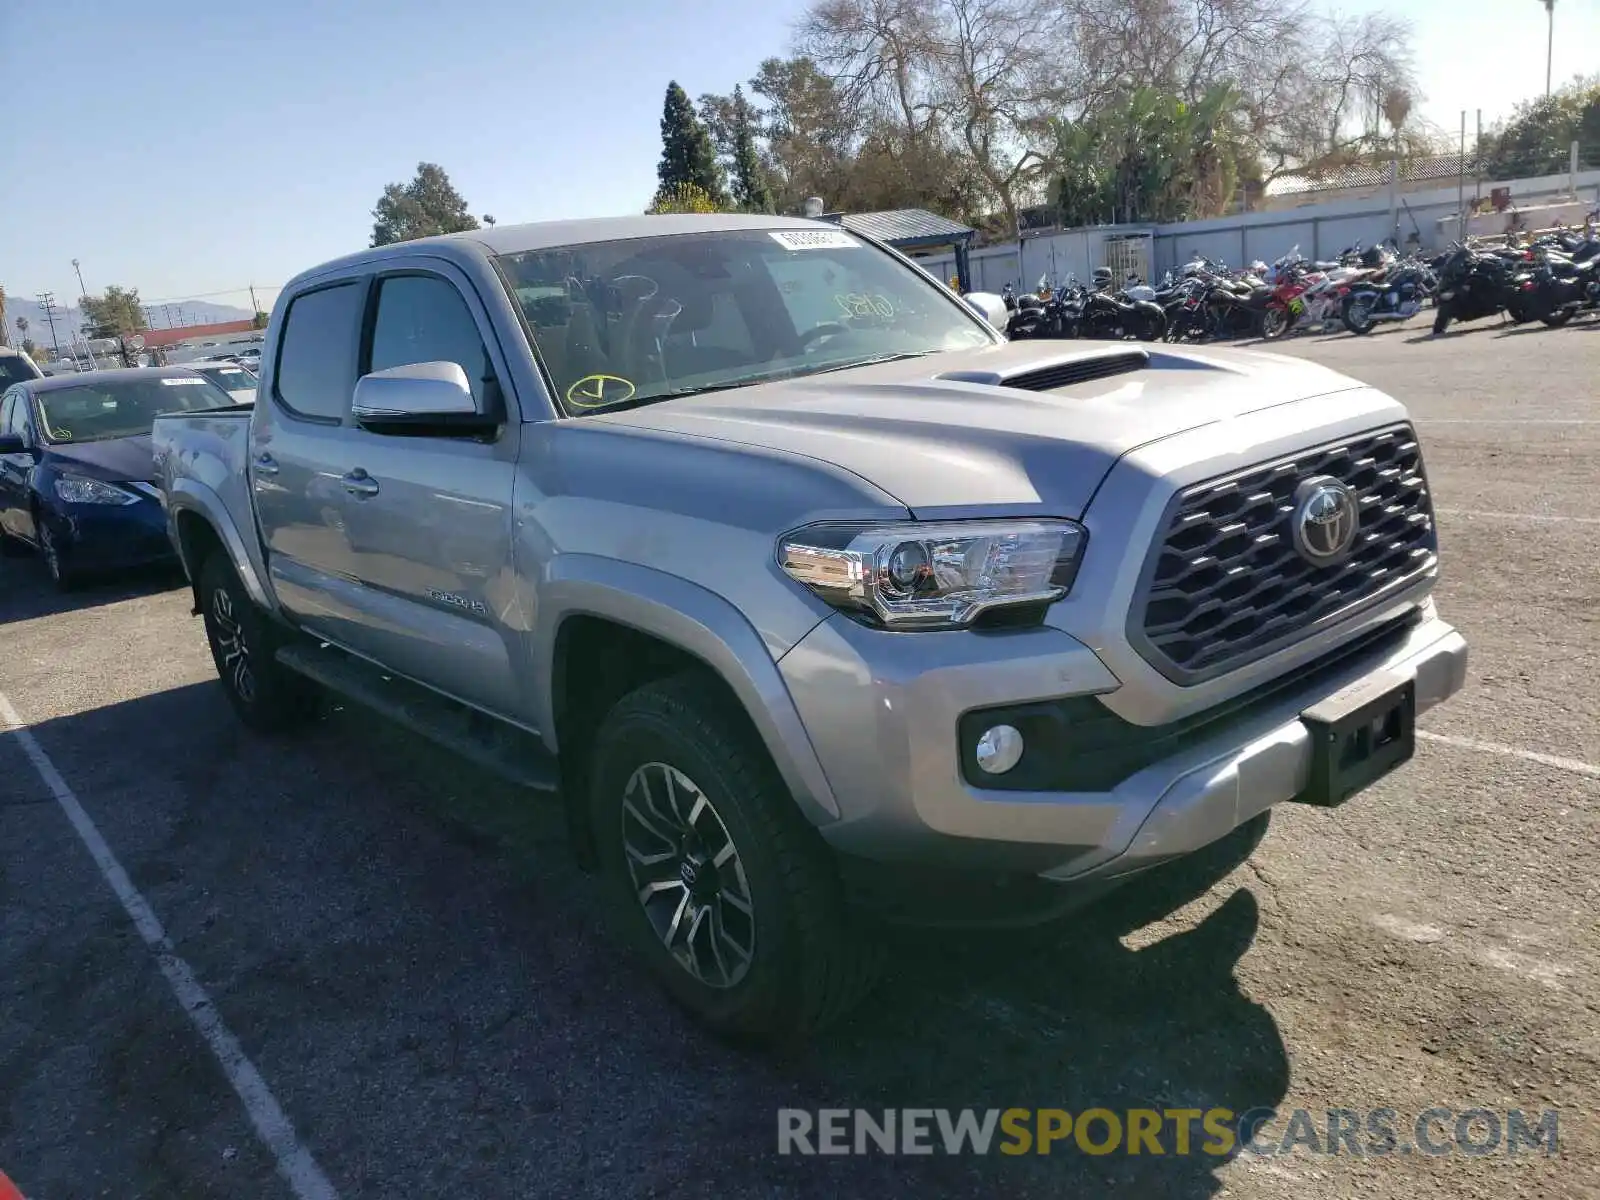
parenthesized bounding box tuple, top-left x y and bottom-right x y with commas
(341, 469, 380, 498)
(254, 452, 280, 476)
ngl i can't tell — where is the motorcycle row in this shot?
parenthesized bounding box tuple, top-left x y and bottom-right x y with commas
(1001, 219, 1600, 344)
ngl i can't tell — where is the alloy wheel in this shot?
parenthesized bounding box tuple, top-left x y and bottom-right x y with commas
(210, 585, 256, 705)
(621, 761, 756, 989)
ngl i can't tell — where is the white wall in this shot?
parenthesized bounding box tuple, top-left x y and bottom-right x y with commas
(920, 167, 1600, 292)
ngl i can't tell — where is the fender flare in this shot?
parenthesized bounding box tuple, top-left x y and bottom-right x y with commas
(533, 555, 840, 827)
(165, 478, 278, 614)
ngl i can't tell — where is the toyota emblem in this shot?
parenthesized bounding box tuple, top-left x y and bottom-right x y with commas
(1291, 476, 1360, 563)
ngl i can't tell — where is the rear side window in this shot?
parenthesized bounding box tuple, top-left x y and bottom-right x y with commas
(367, 274, 491, 406)
(273, 283, 363, 420)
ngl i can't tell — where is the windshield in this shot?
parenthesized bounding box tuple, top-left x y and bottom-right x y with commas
(0, 356, 42, 387)
(495, 227, 993, 414)
(200, 365, 258, 394)
(35, 375, 236, 443)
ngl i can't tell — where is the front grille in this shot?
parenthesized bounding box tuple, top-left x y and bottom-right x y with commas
(1132, 424, 1437, 683)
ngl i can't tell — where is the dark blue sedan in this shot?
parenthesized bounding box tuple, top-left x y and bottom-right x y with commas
(0, 367, 238, 589)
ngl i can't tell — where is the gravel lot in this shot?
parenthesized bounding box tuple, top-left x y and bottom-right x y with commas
(2, 319, 1597, 1199)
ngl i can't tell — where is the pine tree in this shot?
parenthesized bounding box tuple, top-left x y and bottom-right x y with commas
(729, 86, 774, 213)
(657, 82, 727, 206)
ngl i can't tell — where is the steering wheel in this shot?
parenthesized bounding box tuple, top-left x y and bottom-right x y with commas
(796, 322, 850, 351)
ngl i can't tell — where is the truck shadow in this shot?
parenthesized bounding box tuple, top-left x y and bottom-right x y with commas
(7, 680, 1288, 1200)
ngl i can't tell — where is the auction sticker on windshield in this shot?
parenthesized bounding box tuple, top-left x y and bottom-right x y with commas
(770, 230, 861, 251)
(161, 377, 208, 385)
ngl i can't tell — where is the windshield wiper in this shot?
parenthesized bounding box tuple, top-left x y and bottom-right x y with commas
(574, 352, 938, 415)
(807, 350, 934, 375)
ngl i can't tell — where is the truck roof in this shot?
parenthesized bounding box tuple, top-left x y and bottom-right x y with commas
(285, 213, 834, 293)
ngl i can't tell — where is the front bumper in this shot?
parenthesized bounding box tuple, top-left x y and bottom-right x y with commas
(47, 493, 177, 572)
(778, 602, 1466, 888)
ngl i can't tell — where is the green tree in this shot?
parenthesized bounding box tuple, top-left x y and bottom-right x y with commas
(728, 86, 775, 212)
(251, 311, 269, 329)
(657, 82, 726, 204)
(1478, 77, 1600, 178)
(79, 286, 149, 339)
(370, 162, 480, 247)
(646, 182, 723, 214)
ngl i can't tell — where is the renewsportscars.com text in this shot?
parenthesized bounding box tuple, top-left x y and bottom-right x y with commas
(777, 1107, 1559, 1158)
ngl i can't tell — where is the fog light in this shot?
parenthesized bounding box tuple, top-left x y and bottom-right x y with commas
(975, 724, 1024, 775)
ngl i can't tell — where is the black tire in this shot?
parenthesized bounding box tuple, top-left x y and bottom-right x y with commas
(1341, 293, 1377, 335)
(1541, 307, 1575, 329)
(1258, 306, 1289, 340)
(1431, 303, 1452, 336)
(198, 552, 317, 733)
(588, 673, 881, 1043)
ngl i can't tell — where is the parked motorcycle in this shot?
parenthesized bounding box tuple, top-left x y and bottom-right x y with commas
(1075, 283, 1166, 340)
(1526, 232, 1600, 327)
(1430, 245, 1528, 334)
(1340, 247, 1431, 334)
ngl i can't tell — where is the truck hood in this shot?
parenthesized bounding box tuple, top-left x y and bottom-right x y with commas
(590, 341, 1368, 518)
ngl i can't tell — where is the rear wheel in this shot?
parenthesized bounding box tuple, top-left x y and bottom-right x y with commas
(589, 674, 881, 1043)
(1259, 307, 1289, 340)
(198, 552, 318, 732)
(1541, 307, 1575, 328)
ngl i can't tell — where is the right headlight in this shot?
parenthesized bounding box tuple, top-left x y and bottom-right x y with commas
(778, 519, 1087, 630)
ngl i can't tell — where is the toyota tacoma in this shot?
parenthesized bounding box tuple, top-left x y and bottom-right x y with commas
(152, 214, 1467, 1040)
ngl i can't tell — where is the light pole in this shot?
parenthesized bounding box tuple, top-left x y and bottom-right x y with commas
(71, 258, 88, 300)
(1540, 0, 1555, 97)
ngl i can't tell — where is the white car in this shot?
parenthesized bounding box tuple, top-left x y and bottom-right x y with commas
(185, 359, 258, 404)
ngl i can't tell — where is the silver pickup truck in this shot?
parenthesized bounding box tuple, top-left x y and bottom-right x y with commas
(153, 214, 1467, 1040)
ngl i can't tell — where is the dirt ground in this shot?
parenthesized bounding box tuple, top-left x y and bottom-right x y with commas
(2, 317, 1596, 1199)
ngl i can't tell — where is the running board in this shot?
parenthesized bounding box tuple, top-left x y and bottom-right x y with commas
(274, 642, 560, 792)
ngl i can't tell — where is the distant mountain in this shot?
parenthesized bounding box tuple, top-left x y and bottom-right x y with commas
(2, 295, 254, 348)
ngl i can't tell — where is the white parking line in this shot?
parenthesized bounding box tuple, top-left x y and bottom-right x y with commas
(1418, 729, 1600, 781)
(1436, 507, 1600, 526)
(0, 691, 341, 1200)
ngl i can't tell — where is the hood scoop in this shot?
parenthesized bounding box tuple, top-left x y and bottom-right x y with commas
(937, 349, 1150, 394)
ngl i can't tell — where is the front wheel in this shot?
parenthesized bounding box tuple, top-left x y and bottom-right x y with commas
(198, 552, 318, 732)
(1342, 293, 1377, 335)
(589, 674, 881, 1042)
(1259, 306, 1289, 340)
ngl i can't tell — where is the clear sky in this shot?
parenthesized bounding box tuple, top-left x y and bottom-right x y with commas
(2, 0, 1595, 313)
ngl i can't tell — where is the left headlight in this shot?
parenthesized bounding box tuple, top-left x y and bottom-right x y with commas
(779, 519, 1087, 630)
(54, 476, 141, 506)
